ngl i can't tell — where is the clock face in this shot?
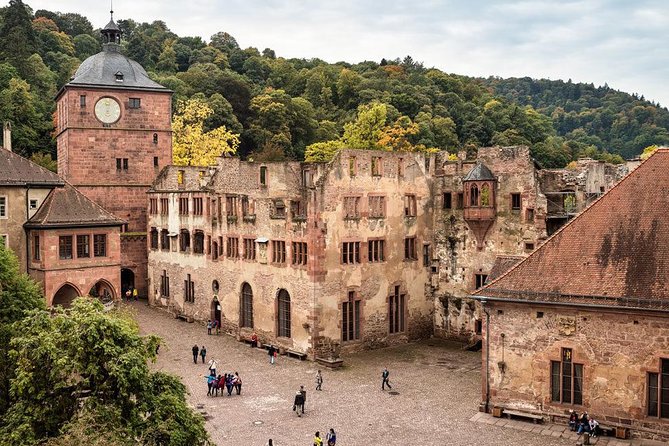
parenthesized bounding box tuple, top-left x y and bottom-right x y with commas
(94, 97, 121, 124)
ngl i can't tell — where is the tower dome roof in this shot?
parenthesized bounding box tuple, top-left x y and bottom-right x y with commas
(67, 51, 168, 91)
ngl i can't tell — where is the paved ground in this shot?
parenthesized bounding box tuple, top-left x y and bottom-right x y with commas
(131, 302, 573, 446)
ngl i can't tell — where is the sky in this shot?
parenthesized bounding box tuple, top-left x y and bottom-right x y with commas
(25, 0, 669, 108)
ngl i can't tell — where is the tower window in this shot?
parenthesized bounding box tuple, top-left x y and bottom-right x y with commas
(129, 98, 141, 109)
(116, 158, 128, 171)
(79, 95, 86, 107)
(154, 157, 159, 168)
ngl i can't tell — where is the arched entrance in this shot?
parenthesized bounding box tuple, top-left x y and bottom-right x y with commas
(88, 280, 115, 303)
(121, 268, 135, 295)
(52, 283, 81, 308)
(211, 296, 222, 329)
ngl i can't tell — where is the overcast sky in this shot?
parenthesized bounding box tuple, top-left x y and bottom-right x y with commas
(26, 0, 669, 107)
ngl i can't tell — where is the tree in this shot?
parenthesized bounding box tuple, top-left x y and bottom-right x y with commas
(30, 152, 57, 172)
(341, 102, 388, 150)
(640, 145, 659, 160)
(0, 78, 44, 157)
(304, 140, 344, 162)
(0, 299, 211, 446)
(73, 34, 99, 60)
(172, 97, 239, 166)
(0, 0, 37, 77)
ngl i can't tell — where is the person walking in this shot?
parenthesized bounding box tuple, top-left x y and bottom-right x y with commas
(299, 385, 306, 414)
(205, 374, 216, 396)
(214, 319, 220, 335)
(208, 358, 218, 376)
(268, 345, 276, 364)
(315, 369, 323, 391)
(326, 428, 337, 446)
(313, 431, 323, 446)
(225, 373, 234, 396)
(200, 345, 207, 364)
(192, 344, 199, 364)
(382, 367, 392, 390)
(234, 372, 242, 395)
(207, 320, 212, 335)
(292, 390, 305, 417)
(124, 288, 131, 302)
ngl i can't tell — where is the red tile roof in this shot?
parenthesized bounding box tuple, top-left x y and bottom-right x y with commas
(477, 149, 669, 310)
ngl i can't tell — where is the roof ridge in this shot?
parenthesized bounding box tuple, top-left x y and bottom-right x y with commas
(64, 181, 125, 223)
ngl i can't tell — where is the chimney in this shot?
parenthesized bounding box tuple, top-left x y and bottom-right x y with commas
(2, 121, 11, 152)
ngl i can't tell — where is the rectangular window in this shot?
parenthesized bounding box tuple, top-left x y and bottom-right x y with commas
(123, 158, 128, 171)
(342, 291, 361, 342)
(443, 193, 452, 209)
(648, 359, 669, 418)
(511, 193, 522, 211)
(129, 98, 141, 108)
(272, 200, 286, 219)
(79, 95, 86, 107)
(160, 198, 169, 215)
(160, 230, 170, 250)
(227, 237, 239, 258)
(457, 192, 464, 209)
(259, 166, 267, 186)
(177, 170, 184, 185)
(368, 239, 385, 263)
(404, 194, 417, 217)
(371, 156, 382, 176)
(398, 158, 404, 178)
(404, 237, 417, 261)
(388, 285, 405, 334)
(649, 372, 660, 417)
(525, 242, 535, 251)
(243, 238, 256, 260)
(116, 158, 122, 171)
(0, 196, 6, 218)
(149, 198, 158, 214)
(475, 273, 488, 289)
(29, 199, 38, 210)
(184, 274, 195, 303)
(150, 228, 158, 249)
(241, 196, 250, 216)
(423, 243, 431, 267)
(527, 208, 535, 221)
(93, 234, 107, 257)
(342, 241, 361, 264)
(292, 241, 308, 265)
(154, 156, 159, 168)
(179, 197, 189, 215)
(76, 234, 90, 258)
(368, 196, 386, 218)
(271, 240, 286, 264)
(33, 235, 40, 261)
(59, 235, 73, 260)
(193, 197, 203, 216)
(344, 196, 360, 219)
(290, 200, 306, 220)
(349, 156, 357, 177)
(160, 270, 170, 297)
(226, 196, 238, 217)
(551, 348, 584, 405)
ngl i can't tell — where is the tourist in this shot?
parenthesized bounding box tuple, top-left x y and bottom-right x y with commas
(268, 345, 276, 364)
(207, 320, 212, 335)
(251, 332, 258, 348)
(577, 412, 591, 435)
(192, 344, 199, 364)
(226, 373, 234, 396)
(234, 372, 242, 395)
(326, 428, 337, 446)
(589, 416, 600, 437)
(299, 385, 306, 414)
(125, 288, 131, 302)
(315, 369, 323, 391)
(200, 345, 207, 364)
(313, 431, 323, 446)
(568, 409, 578, 431)
(214, 319, 220, 335)
(132, 287, 138, 301)
(292, 390, 305, 417)
(266, 440, 273, 446)
(205, 373, 216, 396)
(213, 374, 223, 397)
(382, 367, 392, 390)
(208, 358, 218, 376)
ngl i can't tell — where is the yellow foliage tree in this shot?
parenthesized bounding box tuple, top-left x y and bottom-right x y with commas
(640, 145, 658, 160)
(172, 98, 239, 166)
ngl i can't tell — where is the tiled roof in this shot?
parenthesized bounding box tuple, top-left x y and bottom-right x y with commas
(26, 182, 124, 228)
(477, 149, 669, 310)
(0, 149, 64, 187)
(486, 255, 525, 283)
(463, 163, 495, 181)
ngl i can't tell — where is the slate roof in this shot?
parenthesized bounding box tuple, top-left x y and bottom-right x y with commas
(0, 149, 64, 187)
(463, 163, 495, 181)
(477, 149, 669, 310)
(26, 182, 124, 229)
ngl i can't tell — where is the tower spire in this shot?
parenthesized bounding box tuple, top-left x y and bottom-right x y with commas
(101, 1, 122, 51)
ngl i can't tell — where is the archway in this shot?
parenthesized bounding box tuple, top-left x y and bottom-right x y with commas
(121, 268, 135, 296)
(211, 296, 222, 329)
(88, 279, 116, 303)
(52, 283, 81, 308)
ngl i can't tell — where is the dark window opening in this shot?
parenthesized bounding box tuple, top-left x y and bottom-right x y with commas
(76, 235, 90, 258)
(153, 133, 158, 144)
(457, 192, 464, 209)
(241, 283, 254, 328)
(475, 273, 488, 289)
(551, 348, 583, 405)
(388, 285, 406, 334)
(259, 166, 267, 186)
(93, 234, 106, 257)
(342, 241, 361, 264)
(342, 290, 361, 342)
(160, 270, 170, 297)
(511, 193, 521, 211)
(59, 236, 72, 260)
(277, 289, 291, 337)
(79, 95, 86, 107)
(404, 237, 417, 261)
(648, 358, 669, 418)
(129, 98, 141, 108)
(154, 157, 159, 167)
(184, 274, 195, 303)
(443, 192, 452, 209)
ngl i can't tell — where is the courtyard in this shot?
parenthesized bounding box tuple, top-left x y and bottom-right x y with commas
(132, 302, 571, 446)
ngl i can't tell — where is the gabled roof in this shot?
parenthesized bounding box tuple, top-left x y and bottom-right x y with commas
(486, 255, 525, 283)
(476, 149, 669, 310)
(26, 183, 124, 229)
(0, 149, 64, 187)
(463, 163, 495, 181)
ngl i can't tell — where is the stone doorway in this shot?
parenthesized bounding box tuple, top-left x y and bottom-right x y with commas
(121, 268, 135, 296)
(89, 280, 115, 304)
(52, 283, 80, 308)
(211, 297, 222, 328)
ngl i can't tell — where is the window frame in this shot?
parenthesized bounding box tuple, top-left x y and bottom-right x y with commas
(59, 235, 73, 260)
(404, 194, 417, 217)
(342, 290, 361, 342)
(93, 234, 107, 257)
(511, 193, 522, 211)
(388, 285, 406, 334)
(271, 240, 286, 264)
(550, 348, 584, 405)
(128, 97, 141, 109)
(368, 238, 386, 263)
(404, 236, 417, 261)
(76, 234, 90, 258)
(240, 283, 254, 329)
(0, 196, 7, 218)
(342, 241, 361, 264)
(277, 289, 291, 338)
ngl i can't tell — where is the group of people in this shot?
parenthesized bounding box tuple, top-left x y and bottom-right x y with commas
(312, 428, 337, 446)
(206, 319, 220, 335)
(123, 286, 138, 302)
(568, 410, 599, 437)
(192, 344, 206, 364)
(205, 371, 242, 397)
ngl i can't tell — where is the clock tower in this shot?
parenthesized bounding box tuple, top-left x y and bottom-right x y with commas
(55, 11, 172, 297)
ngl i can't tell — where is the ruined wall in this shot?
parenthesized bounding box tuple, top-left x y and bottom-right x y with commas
(485, 302, 669, 440)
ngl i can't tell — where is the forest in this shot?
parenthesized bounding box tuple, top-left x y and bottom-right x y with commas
(1, 0, 668, 169)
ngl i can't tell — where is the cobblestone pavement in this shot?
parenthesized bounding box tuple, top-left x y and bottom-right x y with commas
(131, 302, 572, 446)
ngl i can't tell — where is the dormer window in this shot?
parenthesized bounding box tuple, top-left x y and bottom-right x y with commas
(115, 71, 124, 82)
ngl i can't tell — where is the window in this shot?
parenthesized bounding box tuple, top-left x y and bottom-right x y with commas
(277, 289, 291, 338)
(388, 285, 405, 334)
(368, 239, 385, 263)
(470, 184, 479, 206)
(343, 196, 360, 219)
(79, 95, 86, 107)
(160, 198, 169, 215)
(29, 199, 38, 210)
(511, 193, 521, 211)
(177, 170, 184, 185)
(648, 359, 669, 418)
(404, 194, 417, 217)
(179, 229, 190, 252)
(116, 158, 128, 171)
(153, 133, 158, 144)
(243, 238, 256, 260)
(59, 236, 73, 260)
(93, 234, 106, 257)
(551, 348, 583, 405)
(292, 241, 308, 265)
(259, 166, 267, 186)
(443, 193, 452, 209)
(160, 229, 170, 250)
(241, 283, 254, 328)
(129, 98, 141, 108)
(160, 270, 170, 297)
(524, 242, 535, 251)
(342, 290, 361, 342)
(290, 200, 306, 220)
(76, 235, 90, 258)
(149, 198, 158, 214)
(123, 158, 128, 170)
(423, 243, 431, 267)
(404, 237, 417, 261)
(527, 208, 535, 222)
(368, 196, 386, 218)
(398, 158, 404, 178)
(33, 235, 40, 261)
(342, 241, 361, 264)
(193, 198, 203, 216)
(371, 156, 382, 176)
(226, 196, 238, 217)
(115, 71, 124, 81)
(241, 196, 250, 217)
(179, 197, 189, 215)
(457, 192, 464, 209)
(212, 241, 219, 260)
(184, 274, 195, 303)
(480, 184, 491, 206)
(349, 156, 357, 177)
(0, 196, 6, 218)
(475, 273, 488, 289)
(272, 200, 286, 219)
(193, 231, 205, 254)
(271, 240, 286, 263)
(218, 236, 224, 257)
(227, 237, 239, 258)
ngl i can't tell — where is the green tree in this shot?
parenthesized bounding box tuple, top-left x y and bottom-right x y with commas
(0, 0, 37, 77)
(0, 78, 44, 157)
(341, 102, 388, 150)
(156, 40, 178, 73)
(73, 34, 99, 60)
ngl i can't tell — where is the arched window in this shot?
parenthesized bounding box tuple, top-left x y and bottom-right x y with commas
(241, 283, 254, 328)
(277, 289, 291, 338)
(470, 184, 479, 206)
(193, 230, 205, 254)
(480, 184, 491, 207)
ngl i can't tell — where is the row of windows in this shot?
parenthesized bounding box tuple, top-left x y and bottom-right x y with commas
(116, 156, 160, 172)
(342, 238, 430, 265)
(442, 191, 532, 216)
(342, 194, 418, 220)
(57, 234, 107, 260)
(347, 155, 407, 178)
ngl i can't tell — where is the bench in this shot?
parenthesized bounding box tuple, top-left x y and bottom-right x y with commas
(175, 314, 193, 323)
(286, 349, 307, 360)
(504, 409, 544, 424)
